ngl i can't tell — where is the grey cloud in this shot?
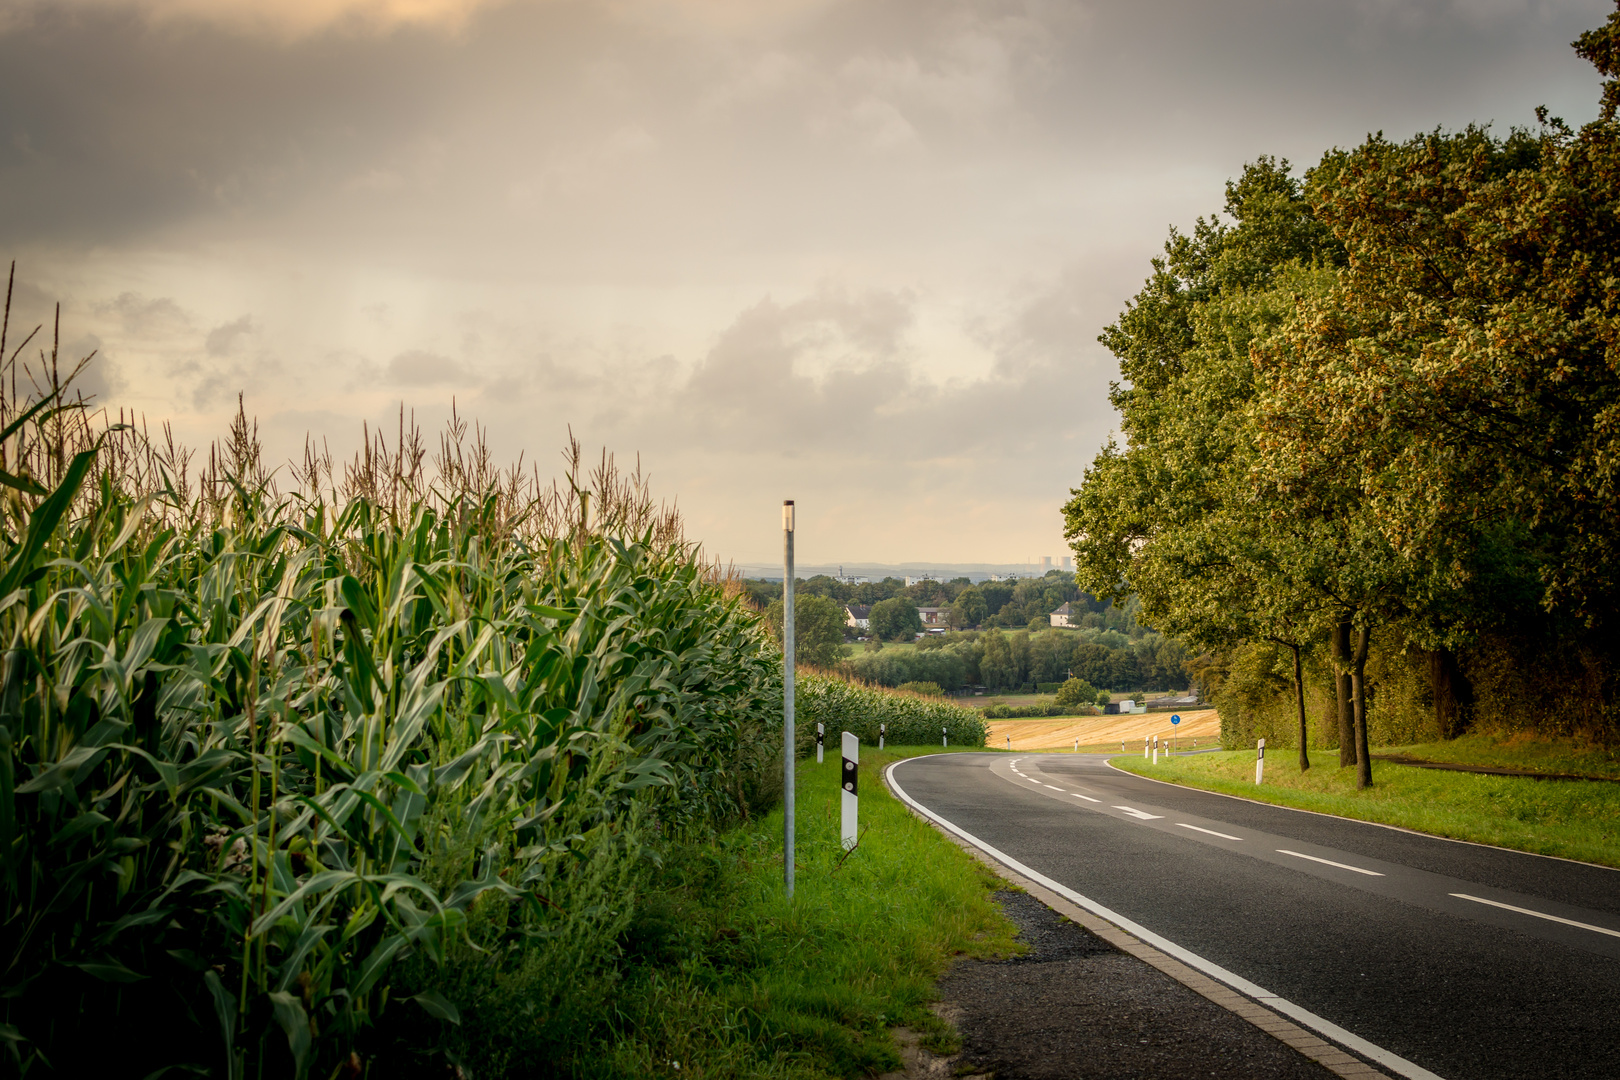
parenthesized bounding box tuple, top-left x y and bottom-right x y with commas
(99, 292, 191, 337)
(387, 349, 467, 387)
(205, 315, 253, 357)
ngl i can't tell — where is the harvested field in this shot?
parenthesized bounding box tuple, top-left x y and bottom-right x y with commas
(986, 708, 1220, 752)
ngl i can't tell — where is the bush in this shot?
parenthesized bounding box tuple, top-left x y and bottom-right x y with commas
(797, 671, 986, 748)
(896, 680, 945, 697)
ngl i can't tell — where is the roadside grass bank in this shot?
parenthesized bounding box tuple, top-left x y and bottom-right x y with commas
(1377, 731, 1620, 780)
(1115, 748, 1620, 869)
(592, 746, 1022, 1079)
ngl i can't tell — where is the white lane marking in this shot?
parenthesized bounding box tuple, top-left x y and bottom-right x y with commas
(1450, 893, 1620, 939)
(1178, 823, 1243, 841)
(1043, 784, 1065, 790)
(1114, 806, 1165, 821)
(1277, 849, 1384, 877)
(1072, 793, 1101, 803)
(886, 760, 1448, 1080)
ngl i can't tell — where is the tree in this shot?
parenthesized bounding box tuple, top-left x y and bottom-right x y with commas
(950, 586, 988, 628)
(1055, 677, 1098, 707)
(766, 593, 851, 668)
(868, 597, 923, 642)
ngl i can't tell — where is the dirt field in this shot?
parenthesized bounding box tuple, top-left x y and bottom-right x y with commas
(986, 708, 1221, 752)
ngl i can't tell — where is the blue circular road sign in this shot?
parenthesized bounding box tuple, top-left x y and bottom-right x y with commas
(1171, 714, 1181, 725)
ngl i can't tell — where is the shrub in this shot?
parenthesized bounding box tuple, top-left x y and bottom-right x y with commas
(896, 681, 944, 697)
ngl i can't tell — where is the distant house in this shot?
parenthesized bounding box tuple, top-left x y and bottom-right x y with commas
(1049, 601, 1079, 628)
(845, 604, 872, 631)
(917, 606, 950, 627)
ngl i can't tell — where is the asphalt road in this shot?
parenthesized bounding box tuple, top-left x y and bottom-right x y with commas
(888, 752, 1620, 1080)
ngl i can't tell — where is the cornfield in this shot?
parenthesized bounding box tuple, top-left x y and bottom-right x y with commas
(0, 272, 780, 1077)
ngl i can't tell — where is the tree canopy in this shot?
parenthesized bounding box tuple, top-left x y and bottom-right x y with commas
(1066, 6, 1620, 763)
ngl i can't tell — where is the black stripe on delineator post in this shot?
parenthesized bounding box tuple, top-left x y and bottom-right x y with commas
(843, 753, 858, 796)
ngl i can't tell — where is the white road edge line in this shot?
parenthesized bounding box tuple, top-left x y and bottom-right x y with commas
(1277, 849, 1385, 877)
(1450, 893, 1620, 939)
(886, 759, 1446, 1080)
(1178, 822, 1243, 841)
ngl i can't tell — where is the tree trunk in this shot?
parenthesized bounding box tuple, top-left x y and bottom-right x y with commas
(1333, 620, 1356, 767)
(1291, 641, 1309, 772)
(1352, 626, 1372, 789)
(1429, 648, 1474, 740)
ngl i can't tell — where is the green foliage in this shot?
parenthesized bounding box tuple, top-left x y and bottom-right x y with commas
(846, 643, 969, 691)
(1066, 12, 1620, 751)
(867, 597, 923, 642)
(588, 747, 1021, 1078)
(1054, 677, 1098, 707)
(0, 450, 778, 1076)
(795, 672, 986, 748)
(981, 703, 1094, 719)
(949, 586, 988, 628)
(766, 593, 853, 669)
(895, 681, 944, 697)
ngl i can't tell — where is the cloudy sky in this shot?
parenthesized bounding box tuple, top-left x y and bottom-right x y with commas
(0, 0, 1609, 568)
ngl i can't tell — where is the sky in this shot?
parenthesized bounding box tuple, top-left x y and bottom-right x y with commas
(0, 0, 1610, 568)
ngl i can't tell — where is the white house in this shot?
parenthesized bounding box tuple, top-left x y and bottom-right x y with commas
(1049, 601, 1079, 628)
(845, 604, 872, 631)
(917, 606, 950, 627)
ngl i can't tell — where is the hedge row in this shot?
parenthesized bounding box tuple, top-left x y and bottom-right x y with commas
(795, 671, 987, 749)
(981, 702, 1099, 719)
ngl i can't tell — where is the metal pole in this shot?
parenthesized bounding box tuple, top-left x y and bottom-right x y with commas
(783, 500, 795, 898)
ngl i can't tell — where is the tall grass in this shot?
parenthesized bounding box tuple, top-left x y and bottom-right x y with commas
(0, 270, 779, 1077)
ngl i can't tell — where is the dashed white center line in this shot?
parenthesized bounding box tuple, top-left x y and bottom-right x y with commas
(1114, 806, 1165, 820)
(1277, 849, 1384, 876)
(1043, 784, 1064, 791)
(1071, 793, 1101, 803)
(1178, 823, 1243, 841)
(1451, 893, 1620, 939)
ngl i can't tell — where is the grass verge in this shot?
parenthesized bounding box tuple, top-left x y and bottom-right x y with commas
(1378, 731, 1620, 779)
(1114, 748, 1620, 870)
(589, 746, 1022, 1078)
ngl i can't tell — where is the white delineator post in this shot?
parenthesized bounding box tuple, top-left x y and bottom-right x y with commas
(1152, 734, 1159, 765)
(816, 722, 824, 764)
(1143, 735, 1149, 759)
(942, 725, 948, 748)
(782, 500, 795, 899)
(1256, 737, 1266, 784)
(879, 722, 885, 751)
(841, 731, 859, 850)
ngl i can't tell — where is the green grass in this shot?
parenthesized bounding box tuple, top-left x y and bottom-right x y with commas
(1115, 748, 1620, 869)
(1379, 731, 1620, 779)
(592, 746, 1023, 1078)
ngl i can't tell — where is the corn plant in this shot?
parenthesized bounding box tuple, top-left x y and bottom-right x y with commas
(0, 433, 777, 1078)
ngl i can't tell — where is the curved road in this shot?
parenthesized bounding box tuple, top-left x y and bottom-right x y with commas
(888, 751, 1620, 1080)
